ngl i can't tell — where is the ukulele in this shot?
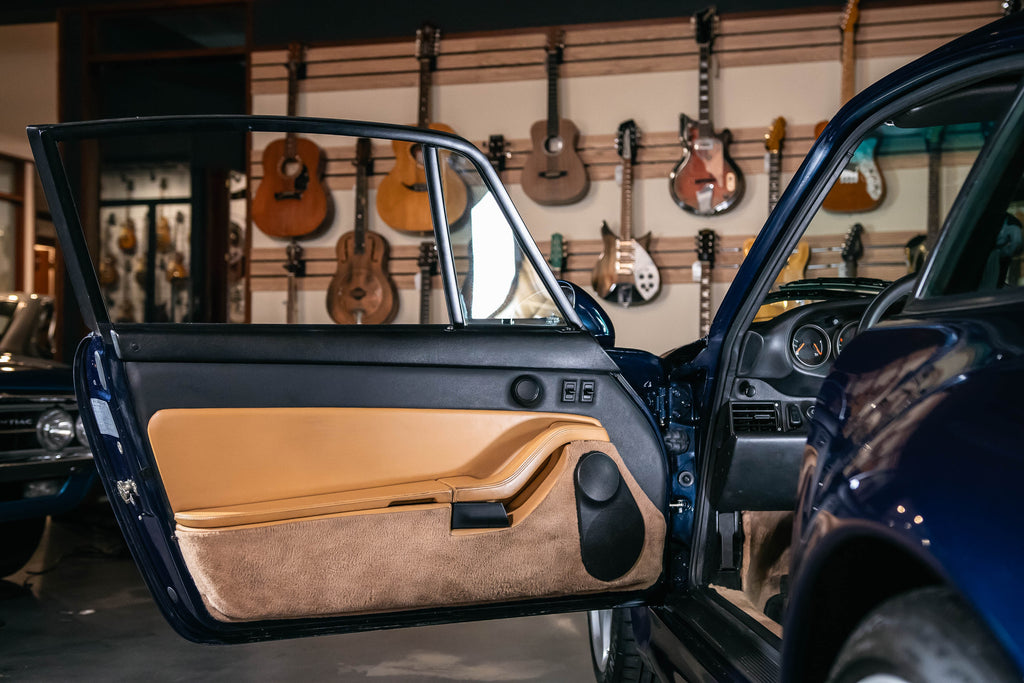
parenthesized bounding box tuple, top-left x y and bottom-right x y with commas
(905, 127, 945, 272)
(744, 117, 809, 284)
(670, 8, 744, 216)
(521, 28, 589, 206)
(816, 0, 885, 213)
(252, 43, 329, 238)
(99, 212, 120, 288)
(839, 223, 864, 277)
(417, 241, 438, 324)
(695, 229, 717, 337)
(327, 138, 398, 325)
(376, 24, 468, 234)
(592, 120, 661, 307)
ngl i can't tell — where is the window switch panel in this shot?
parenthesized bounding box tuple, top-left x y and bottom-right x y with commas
(561, 379, 578, 403)
(580, 380, 596, 403)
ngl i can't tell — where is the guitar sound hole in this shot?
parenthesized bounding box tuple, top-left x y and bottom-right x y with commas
(544, 136, 564, 154)
(280, 157, 304, 178)
(350, 287, 367, 300)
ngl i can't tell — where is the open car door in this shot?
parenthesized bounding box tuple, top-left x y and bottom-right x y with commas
(29, 117, 672, 642)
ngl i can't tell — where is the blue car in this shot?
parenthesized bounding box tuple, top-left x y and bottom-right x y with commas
(31, 12, 1024, 682)
(0, 293, 95, 577)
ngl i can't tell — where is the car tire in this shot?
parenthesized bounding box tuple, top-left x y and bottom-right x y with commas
(0, 517, 46, 577)
(588, 608, 655, 683)
(827, 586, 1018, 683)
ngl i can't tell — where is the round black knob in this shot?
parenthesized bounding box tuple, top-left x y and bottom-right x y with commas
(511, 375, 543, 407)
(575, 451, 621, 503)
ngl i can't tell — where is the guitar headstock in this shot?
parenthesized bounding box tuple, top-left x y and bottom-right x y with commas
(841, 0, 860, 34)
(354, 137, 372, 169)
(692, 7, 718, 46)
(286, 42, 307, 79)
(615, 119, 640, 165)
(415, 23, 441, 65)
(418, 241, 438, 273)
(487, 134, 509, 172)
(549, 233, 566, 271)
(696, 228, 717, 265)
(841, 222, 864, 263)
(764, 116, 786, 154)
(546, 27, 566, 63)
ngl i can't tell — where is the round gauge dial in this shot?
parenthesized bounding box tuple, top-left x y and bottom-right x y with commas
(791, 324, 831, 368)
(835, 321, 858, 356)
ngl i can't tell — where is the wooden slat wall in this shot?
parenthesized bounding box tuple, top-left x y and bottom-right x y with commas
(249, 229, 918, 293)
(251, 2, 999, 95)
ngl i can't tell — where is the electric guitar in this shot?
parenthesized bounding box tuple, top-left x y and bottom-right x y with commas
(743, 117, 809, 284)
(592, 120, 661, 307)
(816, 0, 886, 213)
(521, 28, 590, 206)
(839, 223, 864, 278)
(376, 24, 468, 234)
(695, 229, 716, 337)
(327, 138, 398, 325)
(417, 241, 438, 324)
(905, 127, 945, 273)
(252, 43, 329, 238)
(670, 8, 744, 216)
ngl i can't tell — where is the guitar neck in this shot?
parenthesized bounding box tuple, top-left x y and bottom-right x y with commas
(286, 272, 298, 324)
(768, 151, 781, 213)
(546, 51, 560, 139)
(697, 44, 713, 137)
(354, 163, 368, 254)
(419, 264, 431, 324)
(285, 44, 302, 159)
(926, 144, 941, 243)
(699, 261, 712, 337)
(840, 29, 856, 105)
(417, 59, 432, 127)
(620, 160, 634, 241)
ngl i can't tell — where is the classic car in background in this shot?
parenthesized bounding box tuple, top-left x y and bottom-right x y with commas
(0, 293, 94, 577)
(29, 10, 1024, 683)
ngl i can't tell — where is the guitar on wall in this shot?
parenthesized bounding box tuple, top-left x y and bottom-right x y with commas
(695, 229, 716, 337)
(521, 28, 590, 206)
(743, 117, 809, 284)
(816, 0, 885, 213)
(548, 233, 568, 279)
(377, 23, 468, 234)
(905, 127, 944, 273)
(592, 120, 661, 307)
(839, 222, 864, 278)
(417, 241, 438, 324)
(327, 138, 398, 324)
(252, 42, 329, 239)
(670, 7, 744, 216)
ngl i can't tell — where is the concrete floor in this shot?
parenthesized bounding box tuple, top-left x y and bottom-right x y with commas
(0, 499, 597, 682)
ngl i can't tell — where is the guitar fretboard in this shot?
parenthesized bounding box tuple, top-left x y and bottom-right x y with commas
(699, 263, 712, 337)
(768, 150, 781, 213)
(546, 50, 560, 140)
(697, 44, 713, 138)
(417, 59, 432, 128)
(620, 160, 634, 242)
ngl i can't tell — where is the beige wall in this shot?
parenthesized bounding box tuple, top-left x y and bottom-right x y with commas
(0, 22, 58, 160)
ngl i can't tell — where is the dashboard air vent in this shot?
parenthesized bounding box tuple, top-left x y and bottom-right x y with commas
(731, 402, 782, 433)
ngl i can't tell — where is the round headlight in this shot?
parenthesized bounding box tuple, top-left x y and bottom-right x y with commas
(75, 414, 88, 446)
(37, 408, 74, 451)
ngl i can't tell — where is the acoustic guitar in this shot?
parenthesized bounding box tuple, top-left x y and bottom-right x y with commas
(252, 43, 329, 239)
(376, 24, 468, 234)
(327, 138, 398, 325)
(816, 0, 885, 213)
(592, 120, 661, 307)
(743, 117, 809, 284)
(521, 28, 590, 206)
(670, 8, 744, 216)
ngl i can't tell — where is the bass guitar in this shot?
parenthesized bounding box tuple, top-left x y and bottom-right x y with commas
(252, 43, 329, 239)
(327, 138, 398, 325)
(592, 120, 660, 307)
(816, 0, 885, 213)
(695, 229, 716, 337)
(521, 28, 589, 206)
(376, 24, 468, 234)
(670, 8, 744, 216)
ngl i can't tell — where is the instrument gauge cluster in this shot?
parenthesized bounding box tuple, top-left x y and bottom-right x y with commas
(790, 324, 832, 369)
(834, 321, 859, 356)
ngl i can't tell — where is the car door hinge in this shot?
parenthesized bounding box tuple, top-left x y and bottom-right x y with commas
(669, 499, 693, 513)
(116, 478, 139, 505)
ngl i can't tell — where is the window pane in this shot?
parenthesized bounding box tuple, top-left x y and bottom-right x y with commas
(443, 151, 564, 326)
